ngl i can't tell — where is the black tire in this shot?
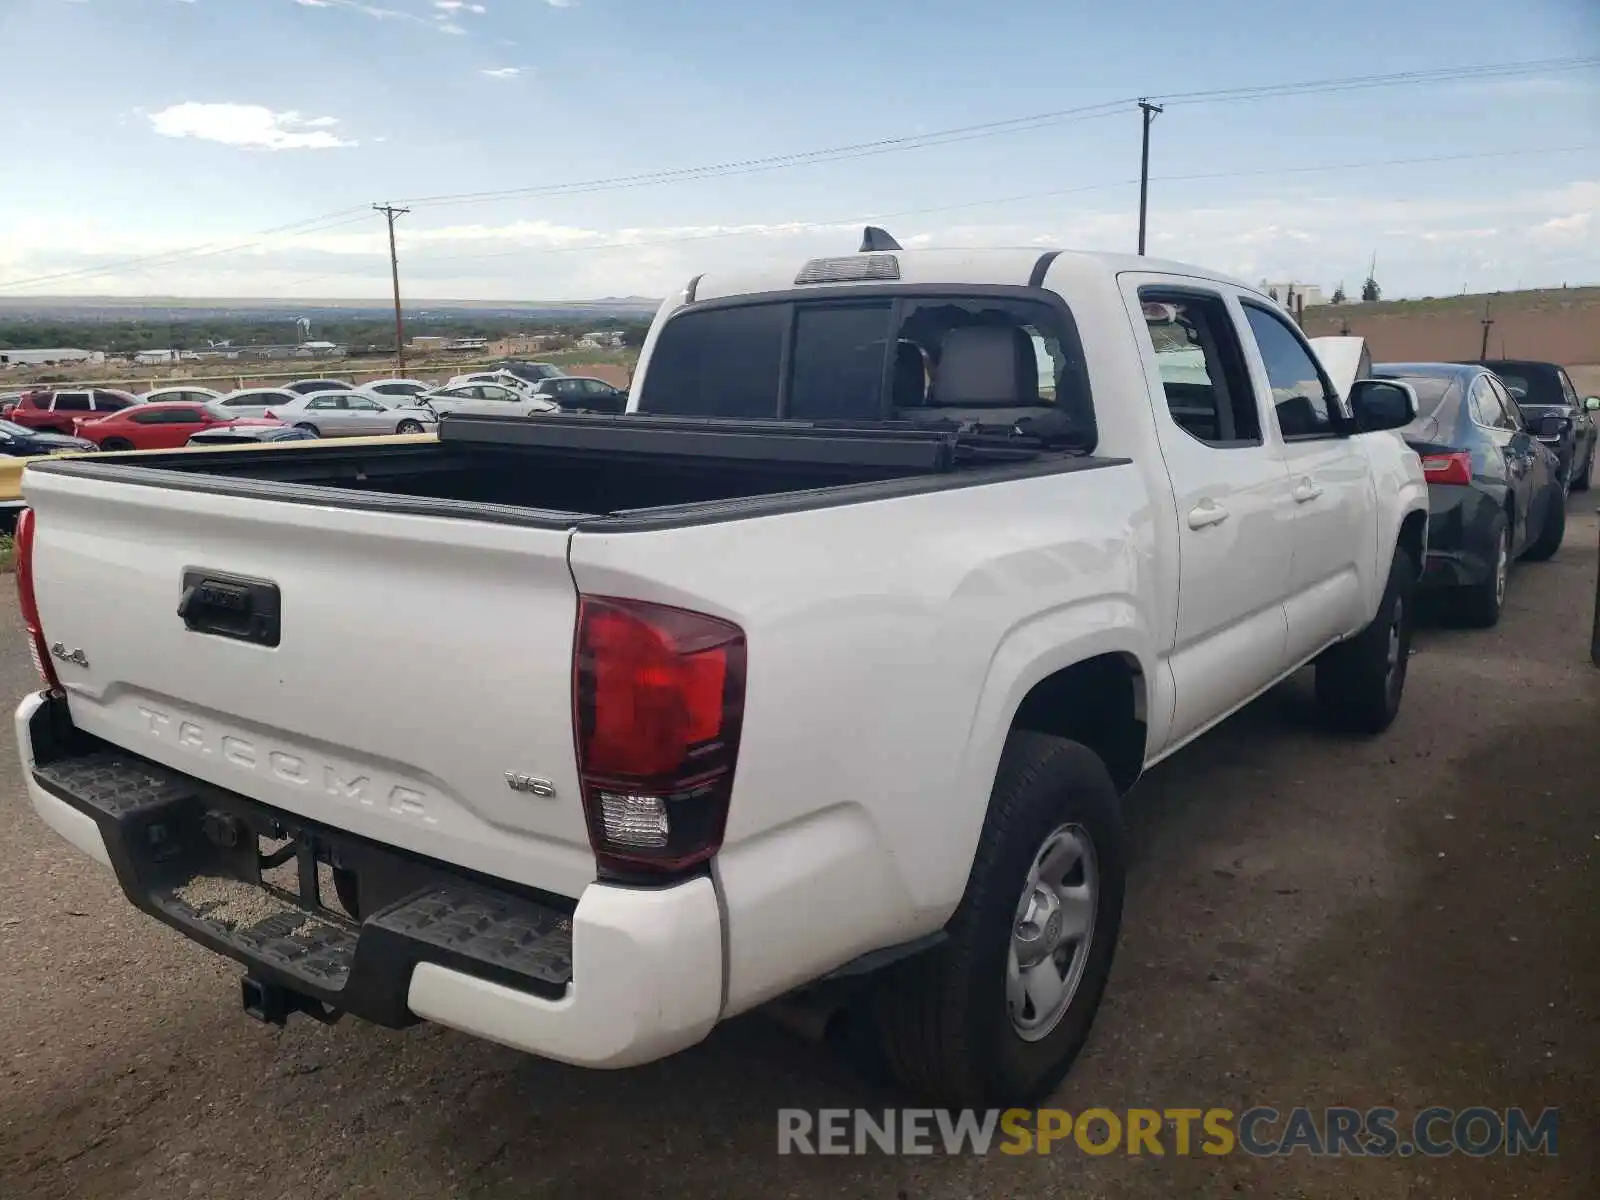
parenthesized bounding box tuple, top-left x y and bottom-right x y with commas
(1315, 545, 1416, 734)
(100, 437, 135, 452)
(294, 422, 321, 437)
(396, 419, 424, 434)
(866, 733, 1125, 1106)
(1455, 513, 1508, 628)
(1572, 443, 1593, 492)
(1522, 489, 1565, 562)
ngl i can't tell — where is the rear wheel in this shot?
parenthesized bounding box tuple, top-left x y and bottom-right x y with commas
(396, 419, 425, 434)
(100, 437, 135, 452)
(1522, 488, 1566, 562)
(1456, 515, 1508, 628)
(866, 733, 1125, 1106)
(1316, 545, 1416, 733)
(294, 422, 321, 437)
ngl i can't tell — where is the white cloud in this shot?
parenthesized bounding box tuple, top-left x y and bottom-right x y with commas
(148, 103, 357, 151)
(293, 0, 470, 31)
(435, 1, 487, 11)
(480, 66, 520, 78)
(544, 0, 576, 7)
(2, 180, 1596, 301)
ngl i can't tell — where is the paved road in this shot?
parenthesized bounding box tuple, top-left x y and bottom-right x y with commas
(2, 504, 1596, 1199)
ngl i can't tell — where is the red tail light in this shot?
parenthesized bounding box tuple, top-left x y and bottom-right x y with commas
(574, 595, 745, 876)
(1421, 451, 1472, 486)
(15, 509, 62, 694)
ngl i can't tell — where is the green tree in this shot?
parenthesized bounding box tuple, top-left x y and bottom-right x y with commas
(1361, 275, 1381, 303)
(1330, 282, 1347, 305)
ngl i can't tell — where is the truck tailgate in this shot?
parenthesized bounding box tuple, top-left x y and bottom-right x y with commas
(23, 469, 597, 899)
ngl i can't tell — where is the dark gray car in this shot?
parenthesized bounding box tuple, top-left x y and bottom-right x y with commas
(1468, 359, 1597, 492)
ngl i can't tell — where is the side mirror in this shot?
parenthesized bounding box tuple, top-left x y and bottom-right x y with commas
(1348, 379, 1417, 433)
(1586, 397, 1600, 412)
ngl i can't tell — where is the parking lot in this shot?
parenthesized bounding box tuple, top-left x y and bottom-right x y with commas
(0, 504, 1595, 1200)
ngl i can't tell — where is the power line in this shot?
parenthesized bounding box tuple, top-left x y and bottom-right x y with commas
(392, 56, 1599, 212)
(2, 55, 1594, 291)
(395, 143, 1597, 270)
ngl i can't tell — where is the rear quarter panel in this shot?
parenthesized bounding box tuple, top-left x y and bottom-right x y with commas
(570, 458, 1161, 1012)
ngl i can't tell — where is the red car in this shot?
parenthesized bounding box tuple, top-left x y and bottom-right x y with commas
(74, 402, 282, 451)
(6, 387, 141, 434)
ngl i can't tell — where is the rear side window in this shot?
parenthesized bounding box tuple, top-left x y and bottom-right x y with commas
(93, 390, 134, 411)
(641, 303, 788, 418)
(1138, 290, 1260, 447)
(53, 392, 90, 412)
(1468, 376, 1508, 429)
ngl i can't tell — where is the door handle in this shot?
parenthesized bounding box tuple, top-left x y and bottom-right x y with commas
(1187, 500, 1229, 530)
(1292, 480, 1324, 504)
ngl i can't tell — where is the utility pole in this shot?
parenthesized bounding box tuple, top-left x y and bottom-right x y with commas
(1479, 295, 1495, 360)
(1136, 99, 1163, 256)
(374, 203, 410, 375)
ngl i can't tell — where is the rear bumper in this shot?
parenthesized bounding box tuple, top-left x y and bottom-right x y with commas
(15, 691, 723, 1068)
(1420, 483, 1498, 590)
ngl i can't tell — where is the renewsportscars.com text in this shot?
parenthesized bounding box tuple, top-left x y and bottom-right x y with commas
(777, 1106, 1559, 1158)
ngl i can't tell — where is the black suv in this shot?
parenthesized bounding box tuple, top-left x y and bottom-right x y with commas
(1469, 359, 1598, 492)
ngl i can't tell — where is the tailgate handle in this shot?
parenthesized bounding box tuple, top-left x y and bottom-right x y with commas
(179, 571, 282, 647)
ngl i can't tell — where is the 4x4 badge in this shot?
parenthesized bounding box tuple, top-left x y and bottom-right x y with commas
(504, 773, 556, 797)
(49, 643, 88, 668)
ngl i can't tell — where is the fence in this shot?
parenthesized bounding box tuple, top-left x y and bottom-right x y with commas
(9, 359, 511, 393)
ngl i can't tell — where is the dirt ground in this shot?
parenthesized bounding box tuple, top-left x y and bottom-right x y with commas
(1, 505, 1596, 1200)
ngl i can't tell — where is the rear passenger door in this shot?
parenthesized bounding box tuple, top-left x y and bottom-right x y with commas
(304, 394, 353, 435)
(48, 391, 91, 432)
(1125, 279, 1295, 747)
(1239, 302, 1378, 664)
(1477, 374, 1541, 550)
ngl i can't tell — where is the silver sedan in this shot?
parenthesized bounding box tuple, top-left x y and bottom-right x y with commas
(264, 391, 438, 437)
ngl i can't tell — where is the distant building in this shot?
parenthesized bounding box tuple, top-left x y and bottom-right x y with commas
(443, 337, 489, 353)
(577, 330, 626, 349)
(408, 336, 447, 352)
(134, 349, 178, 366)
(1261, 282, 1327, 309)
(0, 347, 105, 366)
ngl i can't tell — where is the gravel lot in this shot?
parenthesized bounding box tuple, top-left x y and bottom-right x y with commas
(2, 503, 1596, 1199)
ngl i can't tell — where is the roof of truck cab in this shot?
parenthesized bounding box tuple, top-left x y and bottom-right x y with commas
(685, 247, 1263, 305)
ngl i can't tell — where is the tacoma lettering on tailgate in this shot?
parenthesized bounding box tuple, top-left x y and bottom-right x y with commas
(136, 706, 437, 826)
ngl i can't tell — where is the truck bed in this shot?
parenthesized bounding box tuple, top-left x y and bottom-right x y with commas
(25, 413, 1116, 531)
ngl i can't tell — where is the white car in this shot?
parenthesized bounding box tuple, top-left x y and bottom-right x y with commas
(444, 370, 542, 397)
(360, 379, 433, 402)
(14, 241, 1427, 1107)
(265, 390, 438, 437)
(141, 386, 223, 405)
(420, 380, 558, 419)
(212, 388, 302, 420)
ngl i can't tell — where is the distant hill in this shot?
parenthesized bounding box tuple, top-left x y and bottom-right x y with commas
(0, 295, 663, 321)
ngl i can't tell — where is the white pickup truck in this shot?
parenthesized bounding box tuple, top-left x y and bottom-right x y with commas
(14, 239, 1428, 1106)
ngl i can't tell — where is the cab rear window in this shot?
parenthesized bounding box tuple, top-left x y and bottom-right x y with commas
(636, 291, 1092, 440)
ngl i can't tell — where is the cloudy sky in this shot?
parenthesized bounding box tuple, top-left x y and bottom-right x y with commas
(0, 0, 1595, 301)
